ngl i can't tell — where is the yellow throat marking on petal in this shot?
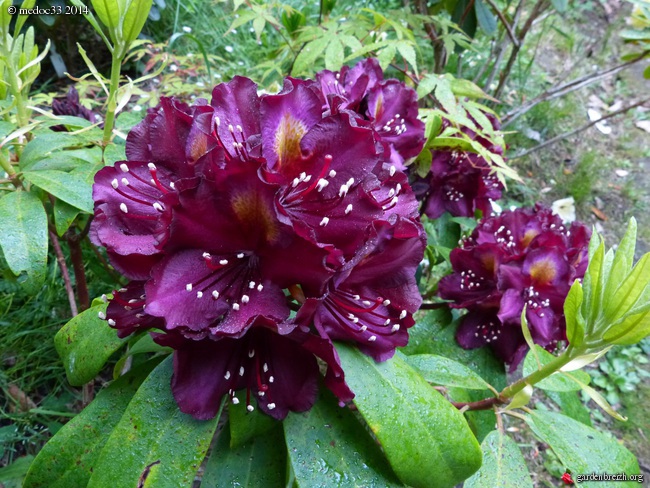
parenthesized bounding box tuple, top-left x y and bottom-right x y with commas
(521, 229, 540, 247)
(231, 190, 280, 244)
(529, 259, 557, 285)
(275, 112, 307, 168)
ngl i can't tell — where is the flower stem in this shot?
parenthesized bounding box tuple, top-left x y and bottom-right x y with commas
(102, 52, 123, 148)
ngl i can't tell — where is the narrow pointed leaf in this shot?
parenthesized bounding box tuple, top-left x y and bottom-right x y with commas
(23, 360, 159, 488)
(284, 389, 401, 487)
(564, 279, 585, 347)
(202, 423, 285, 488)
(0, 191, 47, 293)
(87, 357, 220, 488)
(336, 344, 482, 488)
(526, 411, 639, 476)
(464, 430, 533, 488)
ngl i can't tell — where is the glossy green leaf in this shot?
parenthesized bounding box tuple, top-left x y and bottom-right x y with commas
(464, 430, 533, 488)
(564, 279, 585, 347)
(0, 456, 34, 486)
(88, 357, 220, 488)
(526, 411, 639, 476)
(0, 191, 47, 293)
(581, 236, 605, 325)
(54, 304, 126, 386)
(284, 389, 401, 487)
(325, 38, 344, 71)
(122, 0, 153, 46)
(23, 361, 158, 488)
(203, 423, 286, 488)
(23, 170, 93, 213)
(405, 354, 491, 390)
(53, 199, 80, 237)
(20, 131, 101, 171)
(523, 346, 590, 392)
(396, 41, 417, 74)
(229, 393, 278, 449)
(336, 344, 482, 488)
(544, 390, 592, 426)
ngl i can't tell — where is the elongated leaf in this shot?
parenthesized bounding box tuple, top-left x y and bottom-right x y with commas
(526, 411, 639, 476)
(325, 37, 344, 71)
(23, 170, 93, 213)
(23, 361, 159, 488)
(0, 191, 47, 293)
(544, 390, 592, 426)
(54, 304, 126, 386)
(122, 0, 153, 46)
(605, 254, 650, 323)
(284, 389, 401, 487)
(88, 357, 220, 488)
(229, 393, 278, 448)
(53, 199, 80, 236)
(475, 0, 497, 35)
(336, 344, 482, 488)
(522, 346, 590, 392)
(605, 218, 637, 298)
(564, 279, 585, 347)
(464, 430, 533, 488)
(202, 423, 286, 488)
(91, 0, 122, 40)
(405, 354, 491, 390)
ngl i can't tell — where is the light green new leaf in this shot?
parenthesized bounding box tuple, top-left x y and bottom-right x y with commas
(405, 354, 492, 390)
(54, 304, 126, 386)
(522, 346, 590, 392)
(121, 0, 153, 46)
(87, 357, 220, 488)
(336, 344, 482, 488)
(325, 38, 344, 71)
(464, 430, 533, 488)
(605, 253, 650, 323)
(0, 191, 47, 293)
(396, 41, 417, 74)
(91, 0, 122, 41)
(23, 170, 93, 213)
(526, 411, 639, 477)
(23, 360, 159, 488)
(564, 279, 585, 347)
(203, 424, 286, 488)
(284, 389, 402, 487)
(605, 218, 637, 298)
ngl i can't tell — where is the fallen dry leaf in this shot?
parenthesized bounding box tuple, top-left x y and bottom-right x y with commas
(590, 206, 608, 221)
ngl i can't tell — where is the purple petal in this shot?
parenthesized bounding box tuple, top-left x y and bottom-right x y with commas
(145, 249, 290, 336)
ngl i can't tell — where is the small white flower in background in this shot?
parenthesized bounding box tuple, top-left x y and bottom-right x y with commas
(238, 61, 244, 66)
(551, 197, 576, 223)
(232, 29, 237, 34)
(225, 46, 234, 53)
(250, 27, 255, 32)
(133, 105, 143, 112)
(187, 52, 194, 57)
(170, 64, 178, 72)
(196, 81, 205, 88)
(182, 26, 192, 33)
(213, 73, 222, 79)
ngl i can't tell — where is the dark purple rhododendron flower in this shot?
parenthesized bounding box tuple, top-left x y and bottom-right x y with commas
(51, 86, 101, 131)
(91, 72, 426, 420)
(316, 58, 425, 170)
(439, 204, 590, 368)
(411, 111, 505, 219)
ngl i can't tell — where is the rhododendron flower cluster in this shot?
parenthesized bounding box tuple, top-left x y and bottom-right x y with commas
(438, 205, 590, 367)
(51, 86, 101, 131)
(411, 111, 504, 219)
(91, 64, 425, 420)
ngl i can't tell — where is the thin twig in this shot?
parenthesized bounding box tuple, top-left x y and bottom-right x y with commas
(49, 229, 78, 317)
(415, 0, 446, 73)
(484, 0, 519, 47)
(502, 51, 650, 126)
(66, 231, 90, 312)
(484, 0, 526, 89)
(493, 0, 550, 100)
(451, 396, 506, 411)
(510, 98, 650, 160)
